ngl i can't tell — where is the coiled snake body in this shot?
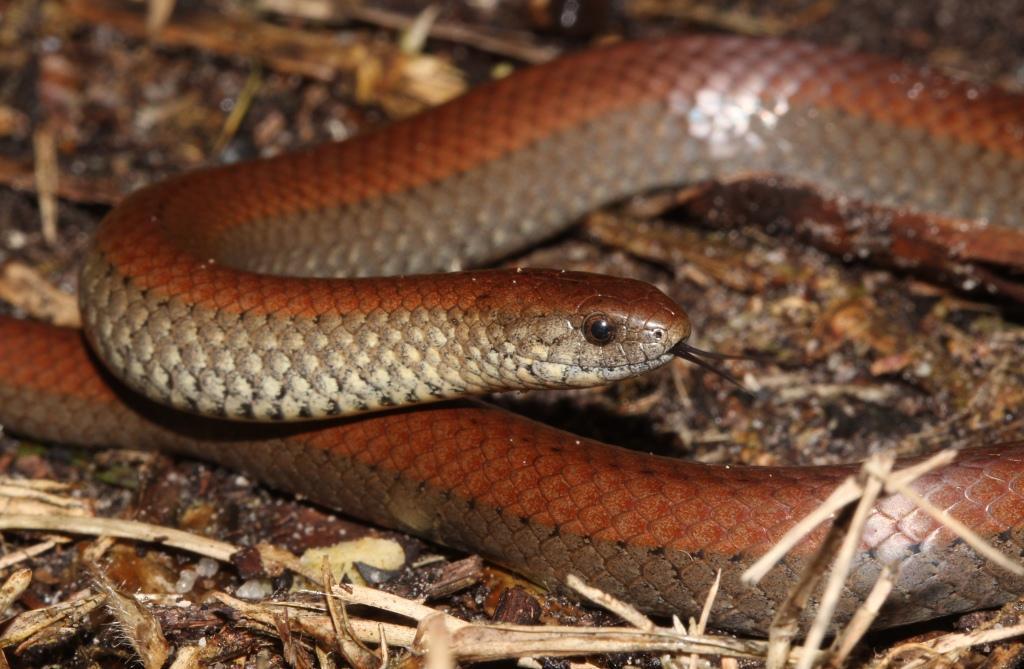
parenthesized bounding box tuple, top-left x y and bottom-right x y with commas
(2, 36, 1024, 634)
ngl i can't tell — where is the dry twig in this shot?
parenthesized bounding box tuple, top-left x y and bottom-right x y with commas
(744, 448, 1024, 667)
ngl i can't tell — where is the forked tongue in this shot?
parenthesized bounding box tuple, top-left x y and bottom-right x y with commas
(671, 342, 755, 395)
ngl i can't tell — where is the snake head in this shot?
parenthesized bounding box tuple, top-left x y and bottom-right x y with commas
(494, 269, 691, 388)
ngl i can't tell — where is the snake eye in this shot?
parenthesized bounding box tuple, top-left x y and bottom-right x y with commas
(583, 313, 614, 346)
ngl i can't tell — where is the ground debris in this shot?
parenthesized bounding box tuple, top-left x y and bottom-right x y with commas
(1, 1, 1024, 668)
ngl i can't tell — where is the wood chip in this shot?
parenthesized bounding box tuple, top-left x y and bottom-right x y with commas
(0, 262, 81, 327)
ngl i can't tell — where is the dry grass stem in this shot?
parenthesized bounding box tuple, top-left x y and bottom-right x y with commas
(695, 570, 721, 635)
(213, 66, 262, 154)
(81, 535, 118, 563)
(267, 580, 816, 664)
(320, 559, 377, 669)
(0, 477, 71, 493)
(0, 538, 70, 569)
(0, 569, 32, 615)
(0, 154, 121, 204)
(441, 623, 812, 664)
(870, 621, 1024, 668)
(67, 0, 366, 81)
(796, 453, 894, 669)
(566, 573, 655, 631)
(214, 591, 418, 648)
(826, 567, 894, 668)
(743, 477, 863, 584)
(688, 569, 722, 668)
(881, 450, 957, 490)
(0, 478, 89, 510)
(378, 623, 389, 669)
(258, 0, 561, 63)
(145, 0, 176, 34)
(31, 127, 58, 245)
(748, 446, 1024, 667)
(421, 612, 455, 669)
(400, 4, 441, 54)
(765, 504, 851, 669)
(167, 646, 204, 669)
(314, 646, 337, 669)
(0, 514, 238, 562)
(765, 453, 897, 667)
(0, 591, 105, 650)
(625, 0, 837, 36)
(322, 580, 468, 631)
(882, 466, 1024, 576)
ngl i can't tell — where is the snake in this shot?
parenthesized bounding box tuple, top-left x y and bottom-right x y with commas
(1, 35, 1024, 635)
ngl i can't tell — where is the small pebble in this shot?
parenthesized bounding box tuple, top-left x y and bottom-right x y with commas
(196, 557, 220, 578)
(236, 579, 273, 600)
(175, 569, 198, 594)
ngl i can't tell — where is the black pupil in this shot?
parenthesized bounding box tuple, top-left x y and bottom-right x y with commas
(588, 318, 612, 343)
